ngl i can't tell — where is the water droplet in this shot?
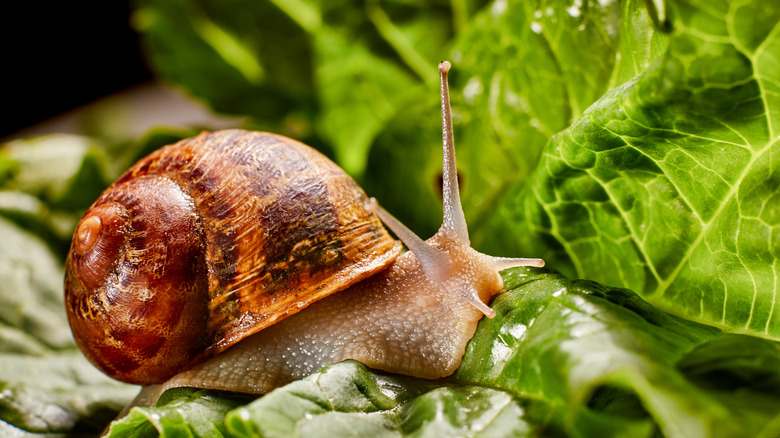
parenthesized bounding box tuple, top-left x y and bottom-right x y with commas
(531, 21, 543, 34)
(605, 22, 617, 38)
(491, 0, 508, 16)
(508, 323, 528, 338)
(491, 341, 513, 364)
(463, 76, 483, 104)
(504, 89, 529, 112)
(451, 49, 463, 63)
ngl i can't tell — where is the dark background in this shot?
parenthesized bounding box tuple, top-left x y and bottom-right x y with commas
(2, 1, 152, 138)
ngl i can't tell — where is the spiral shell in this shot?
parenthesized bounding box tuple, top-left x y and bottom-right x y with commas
(64, 129, 402, 384)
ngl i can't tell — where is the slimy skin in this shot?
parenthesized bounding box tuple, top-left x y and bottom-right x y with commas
(152, 232, 505, 396)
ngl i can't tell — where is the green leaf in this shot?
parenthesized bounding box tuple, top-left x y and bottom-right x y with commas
(0, 135, 112, 256)
(0, 190, 70, 257)
(225, 360, 538, 438)
(509, 0, 780, 339)
(677, 334, 780, 437)
(132, 0, 462, 175)
(225, 361, 424, 437)
(313, 28, 422, 174)
(0, 135, 108, 210)
(458, 0, 666, 249)
(132, 0, 316, 134)
(104, 388, 247, 438)
(0, 217, 72, 351)
(0, 351, 137, 435)
(0, 212, 137, 436)
(456, 268, 780, 438)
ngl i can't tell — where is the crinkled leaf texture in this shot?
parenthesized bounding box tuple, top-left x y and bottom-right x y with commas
(101, 269, 780, 438)
(103, 388, 248, 438)
(0, 351, 137, 436)
(509, 0, 780, 339)
(224, 362, 535, 438)
(457, 268, 780, 438)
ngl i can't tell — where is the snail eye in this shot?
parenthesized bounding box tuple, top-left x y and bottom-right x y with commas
(75, 216, 102, 255)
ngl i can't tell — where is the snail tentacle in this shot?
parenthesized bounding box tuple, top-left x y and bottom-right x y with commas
(374, 205, 451, 282)
(489, 256, 546, 270)
(437, 61, 469, 244)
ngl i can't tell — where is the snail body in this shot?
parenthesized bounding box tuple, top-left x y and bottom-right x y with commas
(150, 221, 508, 397)
(64, 62, 543, 403)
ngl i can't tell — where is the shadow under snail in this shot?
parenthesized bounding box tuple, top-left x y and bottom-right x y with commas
(64, 61, 544, 407)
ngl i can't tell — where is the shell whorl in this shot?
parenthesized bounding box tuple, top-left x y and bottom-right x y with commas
(64, 130, 401, 384)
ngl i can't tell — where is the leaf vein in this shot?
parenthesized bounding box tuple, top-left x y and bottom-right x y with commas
(657, 141, 775, 312)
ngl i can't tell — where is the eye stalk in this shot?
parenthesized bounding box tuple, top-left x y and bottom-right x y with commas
(74, 216, 102, 255)
(371, 61, 545, 319)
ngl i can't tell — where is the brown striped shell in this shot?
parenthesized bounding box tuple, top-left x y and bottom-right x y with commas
(64, 129, 402, 384)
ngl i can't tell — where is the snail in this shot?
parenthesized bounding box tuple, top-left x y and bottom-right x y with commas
(64, 61, 544, 406)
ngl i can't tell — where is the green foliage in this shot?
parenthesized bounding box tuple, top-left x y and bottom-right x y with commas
(2, 0, 779, 436)
(0, 135, 140, 436)
(132, 0, 480, 174)
(513, 0, 780, 338)
(224, 361, 537, 438)
(105, 389, 248, 438)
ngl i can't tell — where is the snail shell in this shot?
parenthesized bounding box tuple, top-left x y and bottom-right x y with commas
(64, 130, 401, 384)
